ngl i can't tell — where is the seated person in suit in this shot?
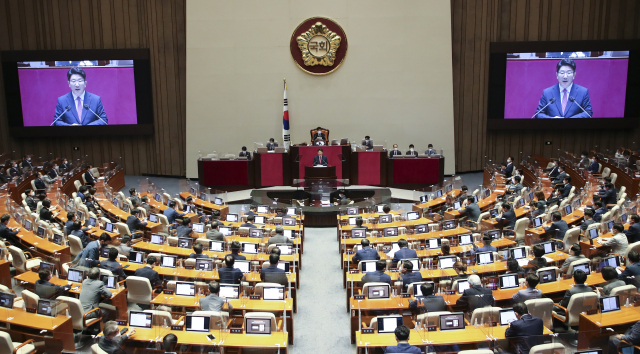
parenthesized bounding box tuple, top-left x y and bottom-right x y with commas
(392, 239, 418, 266)
(471, 235, 497, 255)
(505, 302, 544, 354)
(561, 175, 572, 199)
(545, 160, 560, 178)
(205, 221, 224, 241)
(99, 247, 127, 279)
(579, 209, 595, 232)
(535, 58, 592, 118)
(544, 211, 568, 242)
(352, 239, 380, 263)
(456, 185, 469, 203)
(312, 148, 328, 166)
(260, 252, 286, 281)
(510, 175, 524, 196)
(0, 214, 20, 245)
(125, 209, 147, 237)
(405, 144, 418, 156)
(439, 195, 455, 215)
(35, 268, 70, 298)
(24, 189, 37, 211)
(384, 325, 422, 354)
(458, 195, 481, 222)
(163, 201, 186, 225)
(239, 146, 251, 160)
(22, 155, 33, 169)
(176, 218, 193, 238)
(98, 321, 135, 354)
(361, 260, 391, 285)
(609, 320, 640, 354)
(455, 274, 494, 312)
(39, 199, 55, 223)
(246, 206, 257, 216)
(189, 243, 209, 259)
(625, 214, 640, 244)
(77, 185, 88, 202)
(34, 171, 46, 190)
(116, 235, 132, 257)
(268, 225, 292, 245)
(530, 200, 546, 221)
(592, 201, 606, 223)
(218, 255, 245, 284)
(139, 196, 151, 216)
(362, 135, 373, 149)
(512, 274, 542, 302)
(335, 191, 349, 205)
(312, 127, 326, 141)
(560, 243, 586, 273)
(528, 244, 548, 270)
(133, 256, 161, 288)
(600, 265, 626, 296)
(425, 144, 437, 156)
(619, 250, 640, 286)
(78, 267, 113, 323)
(266, 138, 278, 151)
(70, 220, 91, 247)
(497, 202, 517, 232)
(554, 269, 593, 315)
(399, 260, 422, 292)
(240, 215, 257, 228)
(84, 165, 96, 186)
(227, 240, 246, 261)
(8, 162, 20, 177)
(128, 188, 140, 206)
(506, 257, 525, 276)
(598, 182, 617, 207)
(409, 282, 446, 312)
(599, 222, 629, 255)
(199, 281, 232, 312)
(84, 195, 100, 215)
(624, 150, 636, 169)
(389, 144, 402, 157)
(551, 165, 566, 187)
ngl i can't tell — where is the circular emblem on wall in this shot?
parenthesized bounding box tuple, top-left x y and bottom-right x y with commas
(290, 17, 348, 76)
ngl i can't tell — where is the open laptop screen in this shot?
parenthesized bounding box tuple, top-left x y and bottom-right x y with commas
(175, 282, 195, 296)
(499, 308, 518, 326)
(499, 274, 519, 289)
(379, 214, 393, 224)
(439, 313, 465, 331)
(600, 295, 621, 313)
(161, 255, 177, 268)
(427, 238, 441, 249)
(246, 318, 272, 334)
(67, 268, 85, 283)
(226, 214, 238, 222)
(383, 227, 398, 237)
(185, 315, 210, 332)
(539, 269, 557, 284)
(377, 315, 403, 333)
(254, 216, 265, 225)
(209, 241, 224, 252)
(192, 223, 204, 233)
(128, 251, 143, 264)
(540, 241, 556, 254)
(235, 260, 250, 273)
(347, 207, 358, 215)
(150, 234, 164, 245)
(219, 284, 239, 299)
(458, 234, 473, 245)
(178, 237, 193, 249)
(129, 311, 153, 328)
(262, 286, 285, 300)
(37, 299, 56, 317)
(367, 284, 390, 299)
(195, 259, 214, 271)
(241, 243, 258, 254)
(257, 205, 268, 214)
(0, 292, 14, 309)
(475, 251, 494, 265)
(406, 211, 419, 221)
(457, 280, 470, 294)
(351, 228, 367, 238)
(439, 256, 457, 269)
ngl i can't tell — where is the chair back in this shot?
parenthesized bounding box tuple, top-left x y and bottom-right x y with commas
(192, 310, 230, 330)
(91, 343, 109, 354)
(562, 227, 581, 251)
(264, 272, 288, 286)
(610, 284, 637, 306)
(535, 266, 559, 279)
(254, 283, 283, 297)
(114, 222, 129, 236)
(21, 289, 40, 309)
(565, 292, 598, 326)
(469, 306, 500, 325)
(566, 259, 591, 275)
(68, 235, 83, 256)
(417, 311, 451, 328)
(0, 332, 16, 354)
(529, 343, 566, 354)
(514, 218, 529, 241)
(8, 246, 27, 273)
(610, 173, 618, 185)
(602, 167, 611, 178)
(143, 309, 173, 327)
(74, 180, 83, 191)
(625, 242, 640, 266)
(57, 295, 85, 330)
(525, 298, 554, 330)
(126, 276, 152, 305)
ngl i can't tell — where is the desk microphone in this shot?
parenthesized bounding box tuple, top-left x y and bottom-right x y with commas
(531, 98, 556, 119)
(569, 97, 592, 118)
(84, 104, 108, 125)
(51, 106, 71, 126)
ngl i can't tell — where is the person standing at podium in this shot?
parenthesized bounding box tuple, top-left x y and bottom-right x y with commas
(266, 138, 278, 151)
(405, 144, 418, 156)
(313, 148, 328, 166)
(389, 144, 402, 157)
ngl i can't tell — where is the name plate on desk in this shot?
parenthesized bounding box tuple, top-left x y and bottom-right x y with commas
(586, 309, 598, 315)
(401, 293, 411, 298)
(184, 266, 194, 270)
(230, 328, 243, 334)
(117, 320, 127, 326)
(171, 325, 184, 331)
(445, 290, 455, 295)
(249, 295, 260, 300)
(341, 236, 350, 239)
(25, 307, 36, 313)
(354, 295, 365, 300)
(427, 326, 437, 331)
(361, 328, 374, 334)
(163, 290, 174, 295)
(58, 275, 66, 280)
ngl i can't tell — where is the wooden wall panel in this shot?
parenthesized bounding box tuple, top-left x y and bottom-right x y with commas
(452, 0, 640, 172)
(0, 0, 186, 176)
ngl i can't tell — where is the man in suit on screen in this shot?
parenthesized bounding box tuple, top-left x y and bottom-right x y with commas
(534, 58, 592, 119)
(312, 148, 328, 166)
(53, 67, 108, 126)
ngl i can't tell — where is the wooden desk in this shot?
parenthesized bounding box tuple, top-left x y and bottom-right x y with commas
(304, 166, 337, 179)
(413, 190, 461, 212)
(0, 259, 11, 289)
(578, 305, 640, 350)
(0, 307, 74, 352)
(95, 197, 165, 234)
(178, 192, 229, 218)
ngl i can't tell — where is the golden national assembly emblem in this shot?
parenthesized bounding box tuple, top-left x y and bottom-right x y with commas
(290, 17, 348, 75)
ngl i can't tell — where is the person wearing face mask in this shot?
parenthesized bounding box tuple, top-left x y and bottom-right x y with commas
(9, 162, 20, 177)
(579, 151, 590, 168)
(389, 144, 402, 157)
(588, 155, 600, 173)
(59, 158, 69, 171)
(503, 156, 514, 177)
(21, 155, 33, 170)
(425, 144, 437, 156)
(53, 67, 108, 126)
(33, 171, 46, 190)
(24, 189, 37, 211)
(405, 144, 418, 157)
(98, 320, 135, 354)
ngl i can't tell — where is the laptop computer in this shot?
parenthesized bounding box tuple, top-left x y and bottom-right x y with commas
(192, 223, 204, 233)
(67, 268, 86, 283)
(287, 207, 297, 216)
(148, 213, 159, 223)
(347, 207, 359, 215)
(282, 217, 296, 226)
(475, 251, 494, 265)
(242, 243, 258, 254)
(379, 214, 393, 224)
(572, 263, 591, 275)
(406, 211, 419, 221)
(257, 205, 268, 214)
(209, 241, 224, 252)
(361, 260, 377, 273)
(458, 234, 473, 245)
(442, 220, 456, 230)
(438, 256, 457, 269)
(351, 228, 367, 238)
(128, 251, 143, 264)
(214, 197, 223, 206)
(539, 269, 557, 284)
(400, 258, 420, 270)
(150, 234, 164, 245)
(245, 317, 272, 335)
(383, 227, 398, 237)
(226, 214, 238, 222)
(219, 226, 232, 236)
(412, 281, 434, 296)
(348, 217, 358, 226)
(275, 262, 291, 272)
(254, 216, 266, 225)
(235, 260, 251, 273)
(376, 205, 385, 213)
(539, 241, 556, 254)
(457, 280, 470, 294)
(0, 292, 14, 309)
(37, 299, 57, 317)
(427, 238, 441, 249)
(276, 244, 292, 255)
(415, 224, 428, 234)
(249, 229, 264, 238)
(161, 255, 177, 268)
(104, 222, 114, 233)
(100, 275, 119, 289)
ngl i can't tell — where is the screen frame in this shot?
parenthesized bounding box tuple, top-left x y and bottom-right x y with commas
(1, 49, 154, 137)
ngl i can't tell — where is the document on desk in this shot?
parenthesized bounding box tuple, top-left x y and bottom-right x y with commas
(314, 165, 326, 167)
(543, 256, 554, 262)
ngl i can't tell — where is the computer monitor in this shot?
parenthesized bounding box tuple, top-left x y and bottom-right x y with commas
(348, 217, 358, 226)
(150, 234, 164, 245)
(235, 260, 250, 273)
(499, 274, 519, 290)
(484, 189, 491, 198)
(532, 216, 544, 228)
(406, 211, 419, 221)
(100, 247, 110, 258)
(445, 184, 453, 193)
(442, 220, 456, 230)
(122, 204, 130, 213)
(472, 195, 479, 203)
(262, 285, 285, 300)
(0, 292, 14, 309)
(621, 214, 628, 223)
(105, 222, 114, 233)
(412, 281, 434, 296)
(209, 241, 224, 252)
(275, 262, 291, 272)
(420, 195, 429, 203)
(361, 260, 377, 273)
(499, 308, 518, 326)
(100, 275, 118, 289)
(415, 224, 428, 234)
(439, 313, 465, 331)
(606, 220, 614, 232)
(367, 284, 390, 299)
(175, 282, 195, 296)
(242, 243, 258, 254)
(219, 284, 240, 299)
(439, 256, 457, 269)
(200, 192, 207, 201)
(489, 208, 499, 218)
(214, 197, 224, 206)
(376, 315, 403, 333)
(39, 261, 55, 273)
(192, 223, 204, 233)
(189, 187, 196, 196)
(112, 197, 120, 208)
(564, 205, 573, 215)
(128, 251, 143, 264)
(485, 229, 501, 240)
(539, 269, 557, 284)
(527, 192, 534, 202)
(400, 258, 419, 270)
(148, 213, 158, 223)
(129, 311, 153, 328)
(87, 217, 97, 227)
(598, 256, 620, 270)
(282, 217, 296, 226)
(376, 205, 385, 213)
(572, 263, 591, 275)
(574, 350, 603, 354)
(347, 207, 359, 215)
(427, 238, 441, 249)
(453, 201, 461, 209)
(254, 216, 265, 225)
(226, 214, 238, 222)
(245, 317, 272, 335)
(383, 227, 398, 237)
(178, 237, 193, 249)
(287, 207, 297, 216)
(600, 295, 621, 313)
(37, 299, 57, 317)
(249, 229, 264, 238)
(161, 255, 177, 268)
(276, 244, 292, 255)
(154, 193, 161, 202)
(67, 268, 85, 283)
(379, 214, 392, 224)
(435, 190, 443, 198)
(458, 234, 473, 245)
(219, 227, 232, 236)
(457, 280, 470, 294)
(283, 229, 295, 239)
(76, 210, 84, 221)
(587, 227, 599, 240)
(194, 258, 213, 271)
(351, 228, 367, 238)
(510, 247, 527, 259)
(24, 219, 32, 231)
(185, 315, 210, 332)
(517, 198, 525, 208)
(540, 241, 556, 254)
(52, 234, 64, 245)
(256, 205, 269, 214)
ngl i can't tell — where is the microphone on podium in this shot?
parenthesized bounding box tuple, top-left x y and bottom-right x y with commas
(531, 98, 556, 119)
(569, 97, 592, 118)
(84, 104, 108, 125)
(51, 105, 71, 126)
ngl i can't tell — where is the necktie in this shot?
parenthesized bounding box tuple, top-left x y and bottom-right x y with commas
(76, 96, 82, 121)
(561, 88, 568, 115)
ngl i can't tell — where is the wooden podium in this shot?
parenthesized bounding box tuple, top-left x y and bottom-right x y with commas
(304, 166, 337, 179)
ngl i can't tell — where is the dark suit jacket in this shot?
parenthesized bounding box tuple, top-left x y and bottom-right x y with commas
(352, 246, 380, 263)
(599, 188, 617, 206)
(619, 262, 640, 284)
(561, 183, 572, 198)
(456, 285, 495, 312)
(54, 91, 108, 126)
(547, 165, 559, 178)
(594, 208, 606, 222)
(25, 197, 37, 211)
(266, 142, 278, 150)
(588, 161, 599, 173)
(40, 208, 53, 222)
(400, 271, 423, 291)
(499, 210, 517, 229)
(393, 248, 418, 264)
(312, 155, 328, 166)
(545, 220, 568, 240)
(227, 253, 246, 261)
(535, 83, 592, 118)
(84, 171, 95, 185)
(133, 266, 161, 287)
(559, 283, 593, 308)
(409, 295, 447, 312)
(9, 167, 19, 176)
(459, 203, 481, 221)
(48, 169, 59, 179)
(504, 163, 514, 178)
(218, 266, 244, 284)
(361, 270, 391, 285)
(505, 314, 544, 354)
(405, 150, 418, 156)
(389, 150, 402, 157)
(34, 178, 46, 190)
(260, 264, 285, 281)
(363, 140, 373, 149)
(0, 223, 19, 245)
(126, 215, 147, 233)
(625, 223, 640, 244)
(176, 225, 193, 238)
(98, 334, 129, 354)
(22, 160, 33, 169)
(238, 151, 251, 160)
